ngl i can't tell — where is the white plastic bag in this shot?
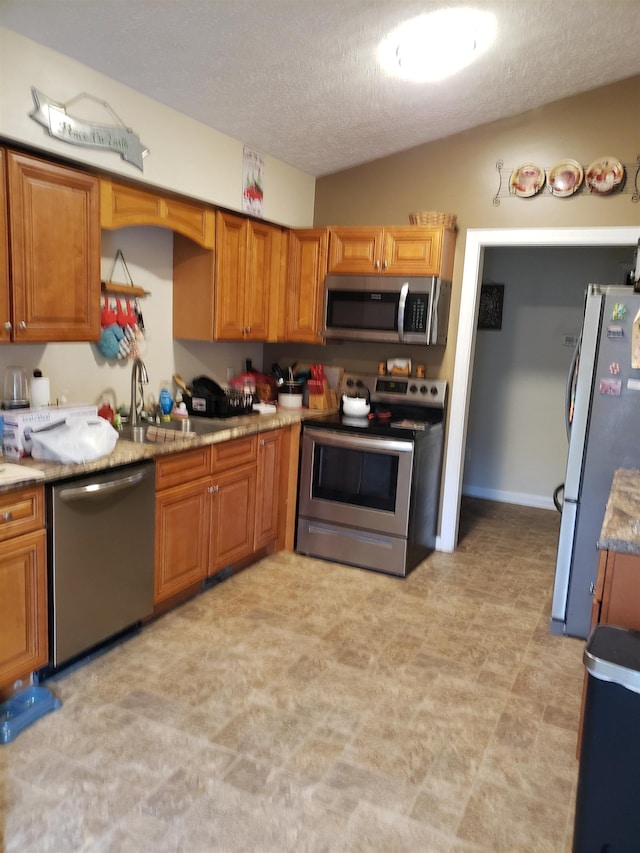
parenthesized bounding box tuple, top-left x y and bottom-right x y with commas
(30, 417, 119, 464)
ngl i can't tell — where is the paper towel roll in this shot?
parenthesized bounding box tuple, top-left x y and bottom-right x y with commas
(30, 377, 50, 408)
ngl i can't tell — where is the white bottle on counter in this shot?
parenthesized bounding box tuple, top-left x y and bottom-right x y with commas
(30, 369, 50, 408)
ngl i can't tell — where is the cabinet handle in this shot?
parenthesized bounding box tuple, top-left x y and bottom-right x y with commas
(2, 511, 13, 522)
(3, 322, 11, 332)
(589, 581, 596, 595)
(18, 321, 27, 330)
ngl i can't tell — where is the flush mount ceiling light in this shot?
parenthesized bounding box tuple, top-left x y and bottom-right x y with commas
(378, 7, 497, 83)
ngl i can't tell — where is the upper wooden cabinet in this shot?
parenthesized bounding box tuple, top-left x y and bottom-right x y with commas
(327, 226, 456, 279)
(100, 178, 215, 249)
(283, 228, 328, 344)
(215, 212, 281, 341)
(6, 150, 101, 343)
(174, 211, 282, 342)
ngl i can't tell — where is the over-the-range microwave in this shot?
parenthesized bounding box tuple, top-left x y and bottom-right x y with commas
(323, 275, 451, 345)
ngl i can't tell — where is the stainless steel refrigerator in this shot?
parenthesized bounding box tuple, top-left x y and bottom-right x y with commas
(551, 284, 640, 639)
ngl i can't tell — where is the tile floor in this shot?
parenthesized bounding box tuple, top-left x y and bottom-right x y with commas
(0, 498, 584, 852)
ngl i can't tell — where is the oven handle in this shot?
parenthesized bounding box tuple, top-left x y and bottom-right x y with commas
(304, 427, 414, 454)
(397, 281, 409, 343)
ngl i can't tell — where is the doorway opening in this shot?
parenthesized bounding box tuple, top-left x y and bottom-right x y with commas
(438, 226, 640, 553)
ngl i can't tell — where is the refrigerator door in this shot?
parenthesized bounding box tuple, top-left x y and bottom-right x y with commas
(551, 288, 603, 634)
(554, 286, 640, 638)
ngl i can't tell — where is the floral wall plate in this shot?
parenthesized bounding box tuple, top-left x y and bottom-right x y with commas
(548, 159, 583, 196)
(509, 163, 545, 197)
(585, 157, 625, 194)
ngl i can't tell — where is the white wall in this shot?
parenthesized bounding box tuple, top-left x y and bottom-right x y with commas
(463, 245, 633, 508)
(0, 28, 315, 227)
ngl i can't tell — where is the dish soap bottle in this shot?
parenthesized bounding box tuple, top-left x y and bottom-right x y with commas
(159, 383, 173, 421)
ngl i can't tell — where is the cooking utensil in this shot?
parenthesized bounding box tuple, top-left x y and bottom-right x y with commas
(172, 373, 192, 397)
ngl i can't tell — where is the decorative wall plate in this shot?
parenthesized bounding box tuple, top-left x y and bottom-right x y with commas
(548, 159, 584, 196)
(509, 163, 545, 197)
(585, 157, 625, 195)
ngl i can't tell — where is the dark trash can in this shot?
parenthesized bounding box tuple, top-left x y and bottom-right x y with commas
(573, 625, 640, 853)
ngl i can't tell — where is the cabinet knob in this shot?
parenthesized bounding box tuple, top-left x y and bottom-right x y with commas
(381, 260, 388, 270)
(374, 260, 380, 269)
(3, 321, 11, 332)
(259, 438, 265, 446)
(2, 511, 13, 522)
(18, 321, 27, 330)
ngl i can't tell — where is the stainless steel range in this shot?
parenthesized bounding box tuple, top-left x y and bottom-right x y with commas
(296, 372, 447, 577)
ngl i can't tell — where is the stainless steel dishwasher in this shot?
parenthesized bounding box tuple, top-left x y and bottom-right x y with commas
(46, 460, 155, 670)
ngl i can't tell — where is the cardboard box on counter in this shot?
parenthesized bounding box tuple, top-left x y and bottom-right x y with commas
(2, 405, 98, 460)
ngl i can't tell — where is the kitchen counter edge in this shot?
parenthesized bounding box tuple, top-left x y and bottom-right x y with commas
(598, 467, 640, 555)
(1, 408, 335, 491)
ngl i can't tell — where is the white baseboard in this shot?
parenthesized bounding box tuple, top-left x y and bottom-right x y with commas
(462, 484, 556, 511)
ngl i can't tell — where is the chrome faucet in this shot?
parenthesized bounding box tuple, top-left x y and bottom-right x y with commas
(129, 357, 149, 427)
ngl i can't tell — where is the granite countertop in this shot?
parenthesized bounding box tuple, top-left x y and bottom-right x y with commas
(0, 407, 332, 492)
(598, 468, 640, 555)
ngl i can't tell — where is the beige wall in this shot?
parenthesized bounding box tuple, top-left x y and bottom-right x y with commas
(0, 28, 316, 227)
(314, 76, 640, 385)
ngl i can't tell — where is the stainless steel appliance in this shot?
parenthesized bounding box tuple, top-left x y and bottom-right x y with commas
(552, 284, 640, 638)
(46, 461, 155, 669)
(296, 372, 447, 576)
(323, 275, 451, 344)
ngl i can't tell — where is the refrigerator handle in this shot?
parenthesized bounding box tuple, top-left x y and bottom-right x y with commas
(565, 333, 581, 441)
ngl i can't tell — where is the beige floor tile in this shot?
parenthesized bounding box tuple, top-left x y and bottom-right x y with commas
(1, 497, 585, 852)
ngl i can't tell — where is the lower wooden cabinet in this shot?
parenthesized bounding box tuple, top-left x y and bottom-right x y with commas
(590, 549, 640, 630)
(208, 462, 257, 574)
(154, 428, 288, 603)
(155, 478, 210, 603)
(0, 485, 47, 691)
(255, 429, 283, 550)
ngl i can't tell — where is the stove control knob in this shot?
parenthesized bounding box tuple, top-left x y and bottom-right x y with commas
(420, 385, 428, 394)
(409, 384, 417, 393)
(430, 385, 439, 395)
(346, 378, 355, 387)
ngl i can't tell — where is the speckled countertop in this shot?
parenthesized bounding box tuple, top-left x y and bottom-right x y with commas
(598, 468, 640, 554)
(0, 408, 331, 492)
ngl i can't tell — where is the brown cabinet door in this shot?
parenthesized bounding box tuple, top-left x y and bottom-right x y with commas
(383, 227, 444, 275)
(154, 479, 210, 604)
(245, 221, 273, 340)
(255, 429, 283, 550)
(209, 463, 257, 574)
(0, 151, 11, 342)
(214, 211, 247, 340)
(286, 228, 328, 343)
(328, 227, 382, 274)
(0, 529, 47, 689)
(600, 551, 640, 630)
(7, 151, 100, 342)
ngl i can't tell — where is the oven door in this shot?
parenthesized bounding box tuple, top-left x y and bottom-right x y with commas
(298, 426, 414, 537)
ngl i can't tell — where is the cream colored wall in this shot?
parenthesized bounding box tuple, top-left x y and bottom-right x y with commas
(0, 28, 316, 227)
(314, 76, 640, 385)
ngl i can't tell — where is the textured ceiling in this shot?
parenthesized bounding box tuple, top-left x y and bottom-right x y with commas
(3, 0, 640, 177)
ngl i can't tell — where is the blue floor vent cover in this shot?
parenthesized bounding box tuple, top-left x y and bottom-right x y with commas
(0, 685, 62, 744)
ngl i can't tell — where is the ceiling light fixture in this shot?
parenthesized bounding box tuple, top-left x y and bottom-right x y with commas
(378, 8, 497, 83)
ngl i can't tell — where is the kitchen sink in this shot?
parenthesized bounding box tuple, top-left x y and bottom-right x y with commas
(118, 417, 230, 443)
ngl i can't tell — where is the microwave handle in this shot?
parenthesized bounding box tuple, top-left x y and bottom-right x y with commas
(397, 282, 409, 342)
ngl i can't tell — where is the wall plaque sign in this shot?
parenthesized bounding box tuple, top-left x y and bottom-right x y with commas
(29, 88, 149, 171)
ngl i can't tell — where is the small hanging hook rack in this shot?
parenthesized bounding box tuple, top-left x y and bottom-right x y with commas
(101, 249, 150, 297)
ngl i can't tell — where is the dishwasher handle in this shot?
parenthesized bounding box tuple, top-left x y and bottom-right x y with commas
(58, 468, 152, 503)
